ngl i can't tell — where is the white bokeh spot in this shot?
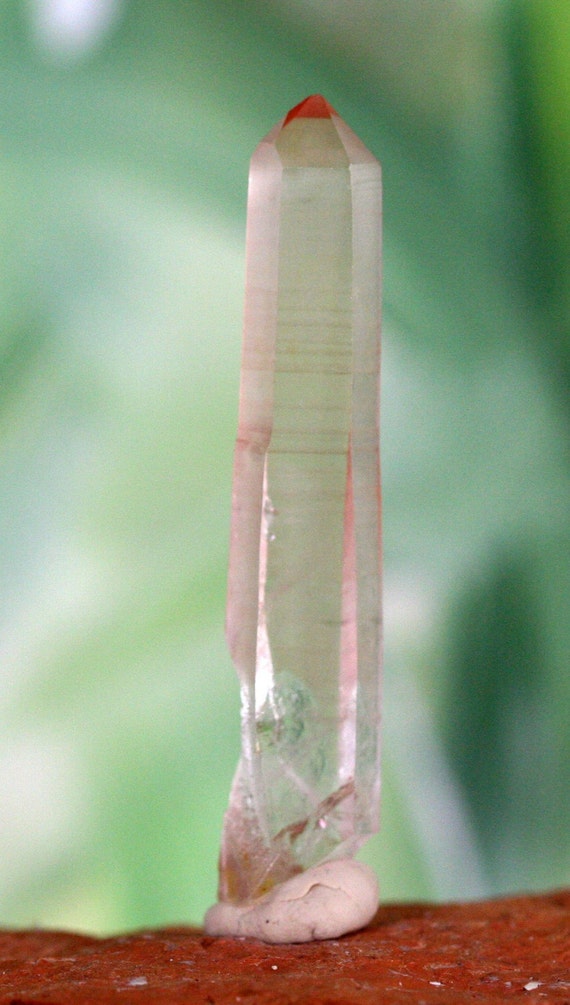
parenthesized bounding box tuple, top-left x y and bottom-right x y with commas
(29, 0, 123, 58)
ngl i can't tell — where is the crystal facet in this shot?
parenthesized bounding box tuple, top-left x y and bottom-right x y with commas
(219, 96, 382, 904)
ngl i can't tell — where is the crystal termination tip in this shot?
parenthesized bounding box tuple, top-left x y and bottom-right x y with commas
(283, 94, 337, 126)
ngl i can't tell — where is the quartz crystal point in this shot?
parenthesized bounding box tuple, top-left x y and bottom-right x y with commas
(220, 95, 382, 905)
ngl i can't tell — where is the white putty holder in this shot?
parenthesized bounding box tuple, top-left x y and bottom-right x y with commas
(204, 859, 379, 944)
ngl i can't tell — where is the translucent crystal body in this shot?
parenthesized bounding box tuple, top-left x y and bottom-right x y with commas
(220, 96, 382, 904)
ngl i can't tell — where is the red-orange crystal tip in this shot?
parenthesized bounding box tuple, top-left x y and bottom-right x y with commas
(283, 94, 338, 127)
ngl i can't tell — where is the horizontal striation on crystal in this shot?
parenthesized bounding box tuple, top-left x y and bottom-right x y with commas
(220, 95, 382, 904)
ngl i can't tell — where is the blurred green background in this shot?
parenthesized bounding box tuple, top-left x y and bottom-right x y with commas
(1, 0, 569, 933)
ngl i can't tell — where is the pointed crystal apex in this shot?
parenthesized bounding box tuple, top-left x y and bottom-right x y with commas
(283, 94, 337, 127)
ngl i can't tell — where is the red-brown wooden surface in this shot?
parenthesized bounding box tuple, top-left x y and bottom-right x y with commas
(1, 889, 568, 1003)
